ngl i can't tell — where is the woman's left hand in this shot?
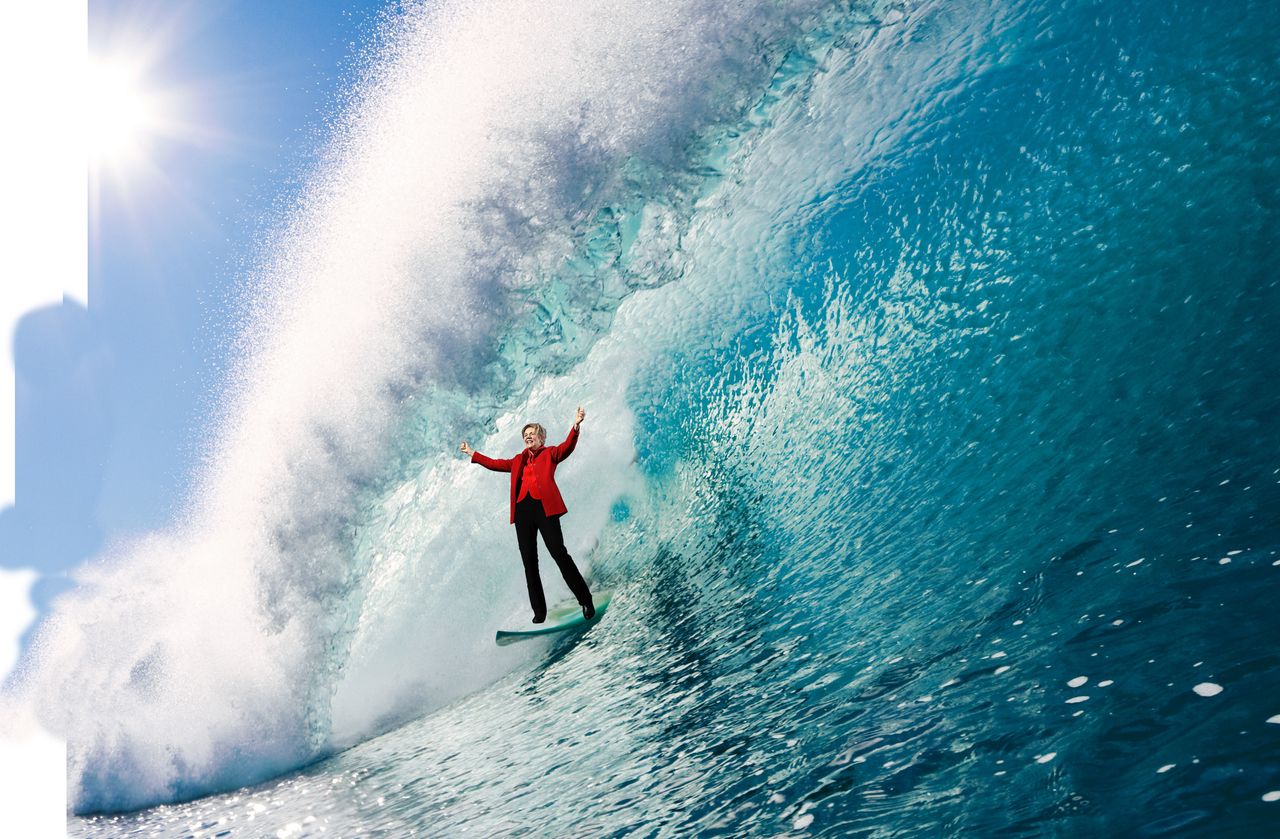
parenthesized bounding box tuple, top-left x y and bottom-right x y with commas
(575, 406, 586, 428)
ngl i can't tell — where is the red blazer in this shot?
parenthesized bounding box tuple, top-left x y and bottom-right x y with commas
(471, 425, 579, 523)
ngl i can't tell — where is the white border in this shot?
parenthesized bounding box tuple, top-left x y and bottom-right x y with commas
(0, 1, 81, 836)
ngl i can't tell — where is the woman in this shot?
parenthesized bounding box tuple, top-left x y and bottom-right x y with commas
(461, 407, 595, 622)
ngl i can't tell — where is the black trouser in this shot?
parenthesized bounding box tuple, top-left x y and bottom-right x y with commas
(514, 496, 592, 617)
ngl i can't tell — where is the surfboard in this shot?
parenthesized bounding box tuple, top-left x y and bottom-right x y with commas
(495, 589, 612, 646)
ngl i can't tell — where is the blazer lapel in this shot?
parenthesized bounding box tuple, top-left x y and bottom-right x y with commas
(514, 449, 530, 497)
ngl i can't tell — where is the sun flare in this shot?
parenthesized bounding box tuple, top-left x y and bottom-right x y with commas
(85, 59, 162, 168)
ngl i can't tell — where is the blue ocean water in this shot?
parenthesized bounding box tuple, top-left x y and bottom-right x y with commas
(24, 0, 1280, 834)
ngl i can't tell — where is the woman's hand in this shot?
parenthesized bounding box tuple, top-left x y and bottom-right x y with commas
(574, 406, 586, 428)
(460, 441, 474, 457)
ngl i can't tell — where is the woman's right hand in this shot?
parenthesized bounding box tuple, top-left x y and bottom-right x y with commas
(460, 441, 474, 457)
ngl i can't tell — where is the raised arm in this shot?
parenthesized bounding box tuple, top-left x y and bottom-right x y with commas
(550, 406, 585, 463)
(461, 440, 513, 472)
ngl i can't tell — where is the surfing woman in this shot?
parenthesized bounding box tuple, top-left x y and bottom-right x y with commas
(461, 407, 595, 623)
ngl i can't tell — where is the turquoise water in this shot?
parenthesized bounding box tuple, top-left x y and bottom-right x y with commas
(38, 0, 1280, 834)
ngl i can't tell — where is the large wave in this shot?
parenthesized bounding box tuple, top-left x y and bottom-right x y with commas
(20, 0, 1280, 825)
(15, 0, 858, 813)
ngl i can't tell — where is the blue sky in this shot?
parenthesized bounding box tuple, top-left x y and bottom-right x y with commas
(3, 0, 388, 654)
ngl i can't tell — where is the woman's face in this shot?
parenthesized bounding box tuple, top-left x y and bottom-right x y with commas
(523, 427, 546, 450)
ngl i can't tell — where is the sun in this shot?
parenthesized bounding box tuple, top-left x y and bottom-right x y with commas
(84, 58, 164, 169)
